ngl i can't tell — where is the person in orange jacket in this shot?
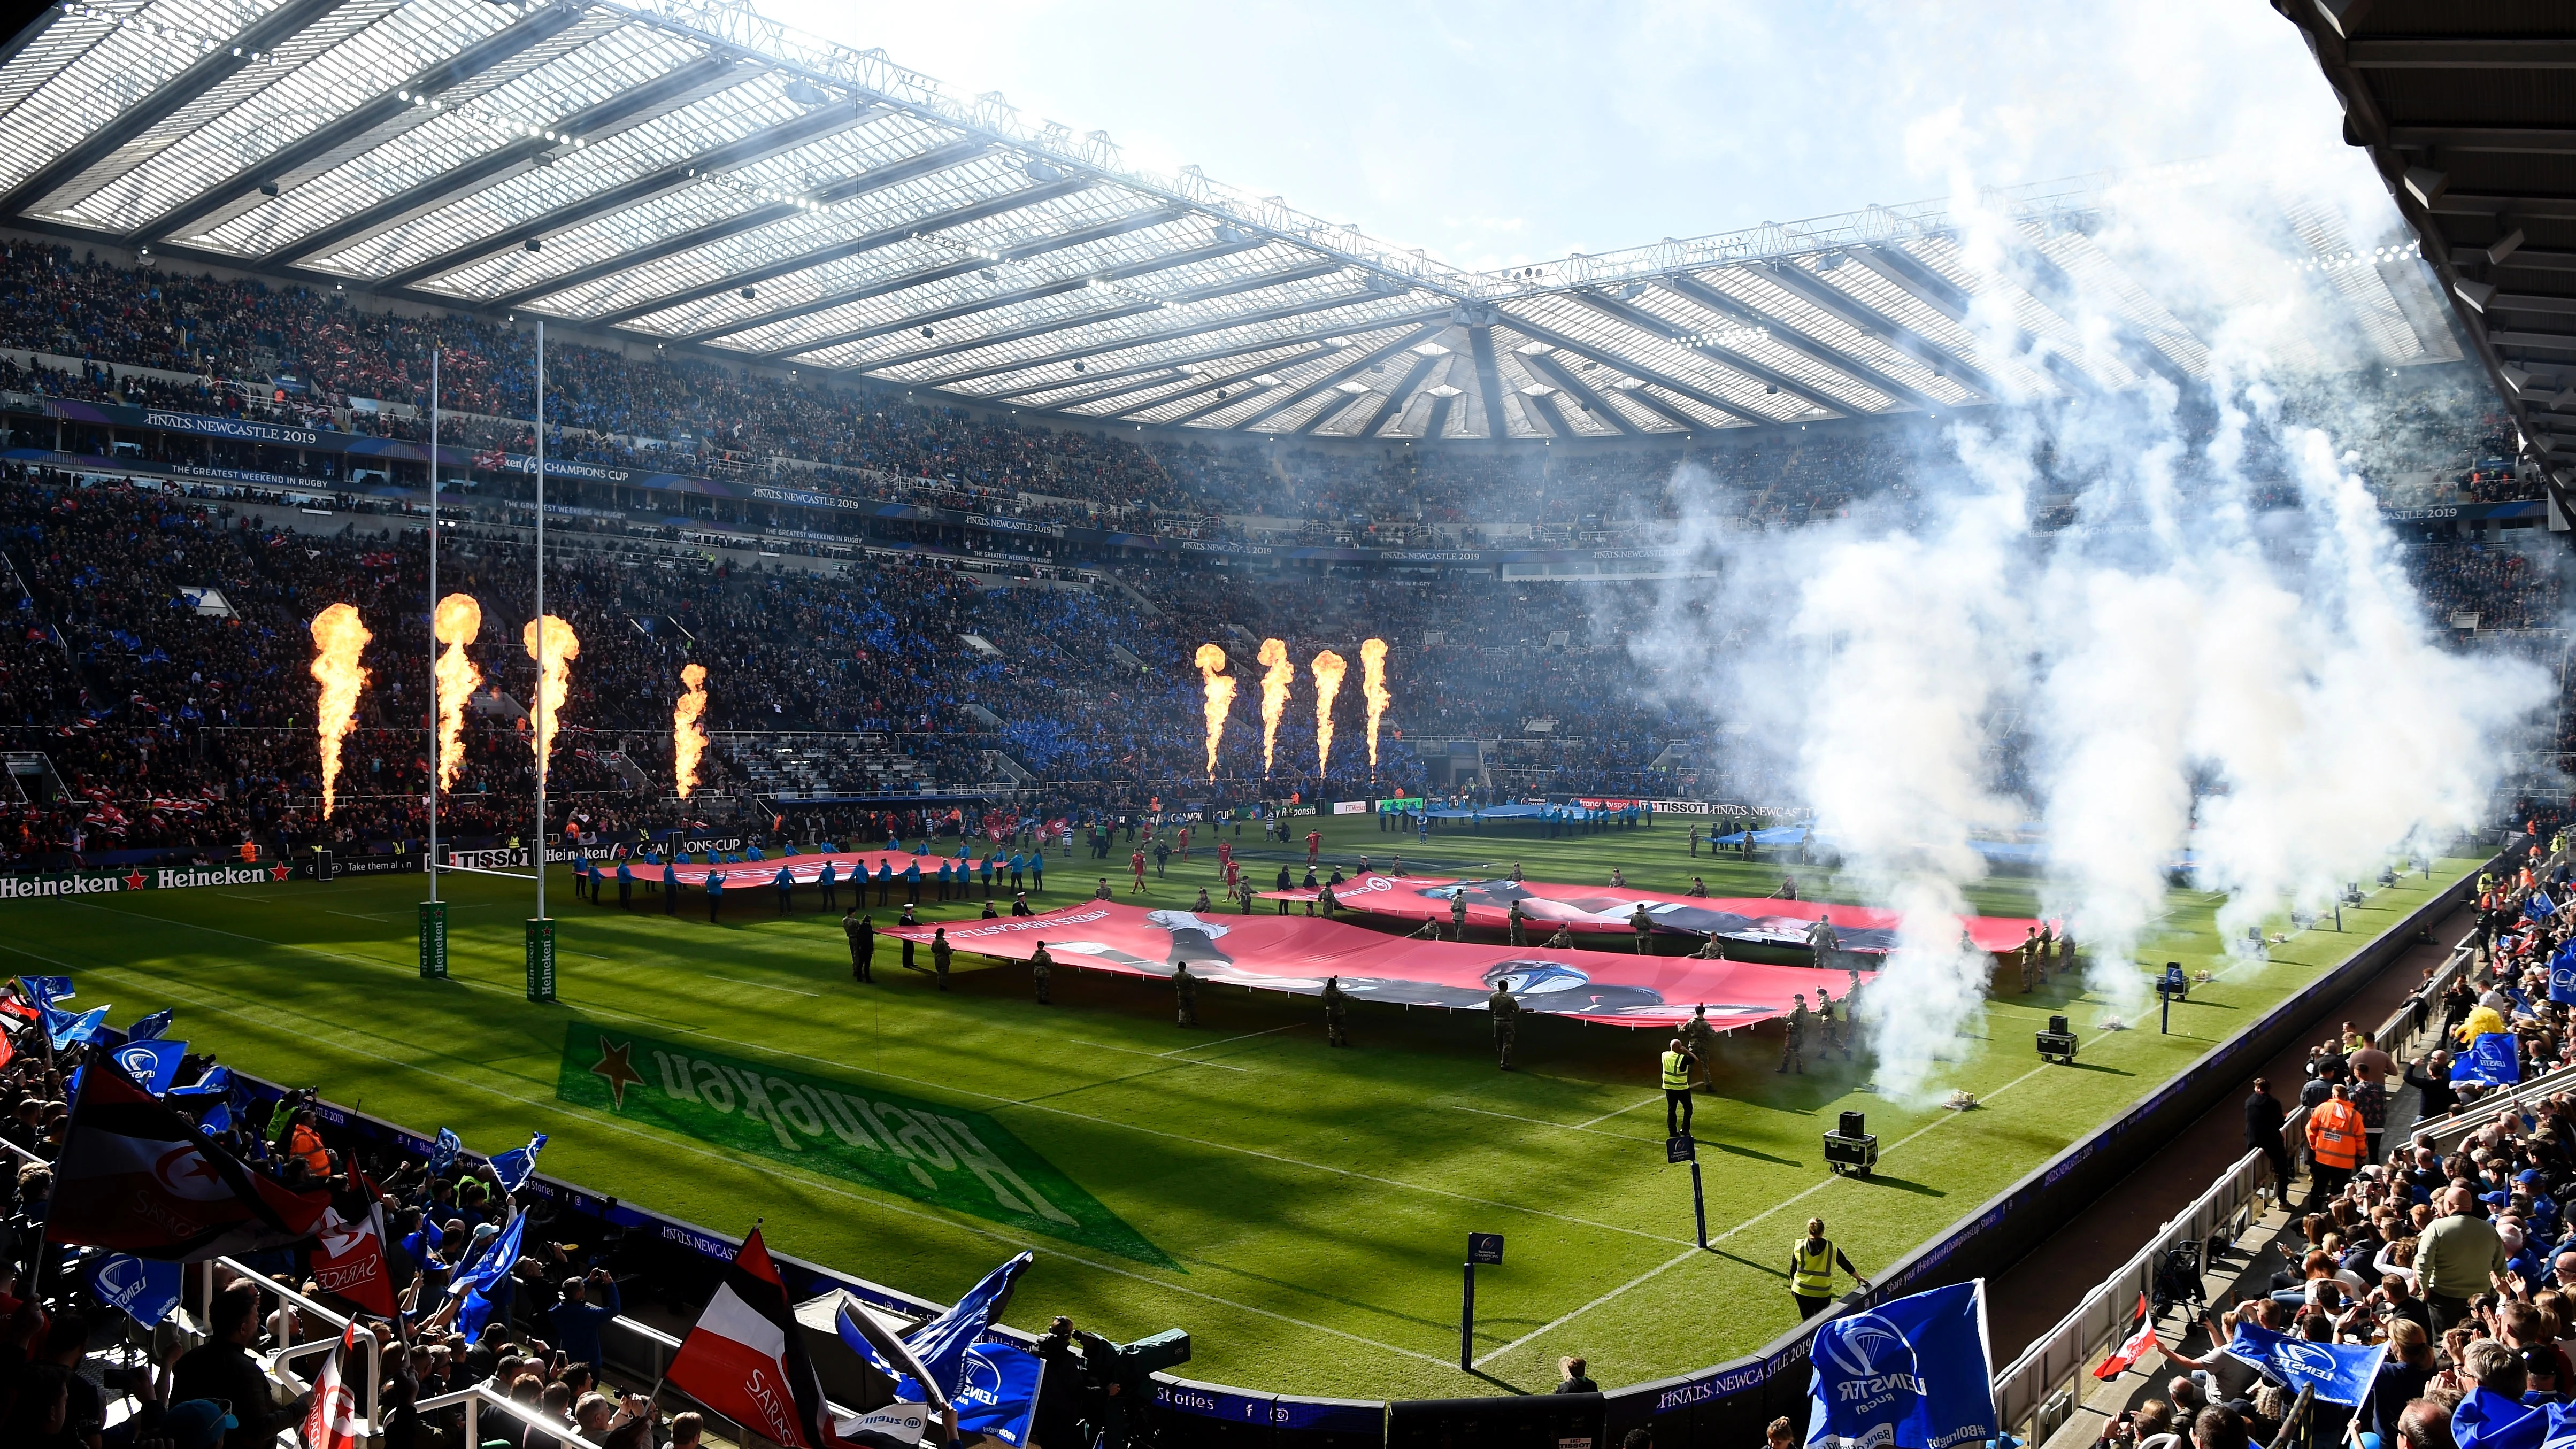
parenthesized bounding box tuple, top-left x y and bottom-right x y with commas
(2304, 1081, 2367, 1209)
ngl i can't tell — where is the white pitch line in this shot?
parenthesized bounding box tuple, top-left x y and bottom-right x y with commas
(1068, 1040, 1249, 1073)
(325, 909, 394, 922)
(1574, 1095, 1665, 1129)
(67, 903, 1696, 1250)
(48, 951, 1463, 1373)
(1159, 1022, 1301, 1057)
(1448, 1104, 1647, 1142)
(1470, 1061, 2054, 1369)
(706, 974, 821, 998)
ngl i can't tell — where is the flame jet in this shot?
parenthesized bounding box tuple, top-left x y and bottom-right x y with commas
(1360, 637, 1391, 775)
(674, 662, 710, 799)
(431, 594, 482, 793)
(1312, 649, 1347, 780)
(1258, 638, 1294, 775)
(1195, 644, 1236, 781)
(521, 615, 579, 780)
(309, 604, 372, 819)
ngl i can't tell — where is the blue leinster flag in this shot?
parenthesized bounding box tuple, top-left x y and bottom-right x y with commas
(2454, 1032, 2523, 1088)
(1805, 1281, 1996, 1449)
(2221, 1321, 2385, 1406)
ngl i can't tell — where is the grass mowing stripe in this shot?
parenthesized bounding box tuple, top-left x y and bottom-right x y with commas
(1446, 1104, 1657, 1143)
(705, 974, 822, 997)
(67, 899, 1705, 1251)
(50, 950, 1468, 1373)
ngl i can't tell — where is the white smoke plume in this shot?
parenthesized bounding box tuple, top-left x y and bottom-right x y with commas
(1633, 155, 2555, 1101)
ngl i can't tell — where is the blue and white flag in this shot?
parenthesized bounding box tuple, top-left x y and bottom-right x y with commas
(2220, 1321, 2386, 1407)
(108, 1038, 187, 1095)
(19, 975, 72, 1007)
(850, 1252, 1032, 1402)
(954, 1343, 1043, 1447)
(45, 1003, 110, 1050)
(486, 1132, 547, 1192)
(125, 1008, 173, 1043)
(1805, 1281, 1996, 1449)
(2454, 1032, 2524, 1088)
(2551, 947, 2576, 1006)
(2445, 1385, 2576, 1449)
(2530, 894, 2560, 921)
(427, 1128, 462, 1176)
(88, 1253, 183, 1327)
(452, 1208, 527, 1342)
(166, 1065, 232, 1099)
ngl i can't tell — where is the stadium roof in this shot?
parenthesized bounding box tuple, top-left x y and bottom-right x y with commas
(2278, 1, 2576, 483)
(0, 0, 2466, 442)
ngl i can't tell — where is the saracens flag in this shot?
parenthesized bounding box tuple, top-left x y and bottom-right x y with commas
(302, 1320, 364, 1449)
(665, 1227, 845, 1449)
(2094, 1293, 2160, 1379)
(309, 1206, 397, 1319)
(49, 1056, 329, 1261)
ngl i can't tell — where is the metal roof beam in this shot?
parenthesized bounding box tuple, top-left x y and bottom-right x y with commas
(1235, 323, 1448, 431)
(1497, 315, 1764, 425)
(379, 98, 882, 289)
(746, 241, 1290, 356)
(1340, 349, 1441, 438)
(1568, 290, 1854, 416)
(2344, 39, 2576, 68)
(2387, 126, 2576, 155)
(1516, 349, 1645, 435)
(4, 0, 356, 217)
(1994, 240, 2190, 388)
(1658, 272, 1941, 410)
(1851, 244, 2101, 395)
(916, 294, 1441, 388)
(1133, 349, 1342, 423)
(266, 53, 744, 267)
(491, 138, 999, 309)
(983, 332, 1341, 400)
(1468, 324, 1509, 441)
(1751, 260, 1998, 399)
(1055, 344, 1332, 415)
(819, 265, 1360, 373)
(670, 204, 1188, 341)
(127, 3, 593, 245)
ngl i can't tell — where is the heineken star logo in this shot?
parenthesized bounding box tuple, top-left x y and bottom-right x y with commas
(123, 871, 145, 891)
(269, 864, 292, 881)
(590, 1036, 644, 1109)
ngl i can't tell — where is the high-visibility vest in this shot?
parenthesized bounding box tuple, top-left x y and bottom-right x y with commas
(1793, 1238, 1837, 1296)
(1660, 1051, 1691, 1091)
(2308, 1100, 2365, 1169)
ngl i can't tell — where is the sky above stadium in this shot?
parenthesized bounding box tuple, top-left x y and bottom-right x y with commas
(770, 0, 2377, 273)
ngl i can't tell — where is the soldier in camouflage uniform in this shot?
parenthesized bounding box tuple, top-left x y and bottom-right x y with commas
(1490, 983, 1520, 1070)
(1778, 993, 1809, 1074)
(1322, 975, 1350, 1047)
(1030, 941, 1053, 1005)
(1818, 987, 1848, 1059)
(1682, 1003, 1722, 1091)
(1174, 962, 1198, 1027)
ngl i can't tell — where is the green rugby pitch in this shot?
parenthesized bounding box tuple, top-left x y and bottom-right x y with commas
(0, 819, 2474, 1400)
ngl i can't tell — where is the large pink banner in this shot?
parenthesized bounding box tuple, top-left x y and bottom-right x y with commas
(1257, 873, 2040, 955)
(879, 900, 1866, 1029)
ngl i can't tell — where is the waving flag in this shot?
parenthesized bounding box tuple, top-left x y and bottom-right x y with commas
(311, 1206, 398, 1319)
(2449, 1385, 2576, 1449)
(2220, 1321, 2386, 1406)
(451, 1207, 526, 1342)
(302, 1321, 365, 1449)
(487, 1132, 547, 1192)
(2454, 1032, 2523, 1088)
(667, 1227, 853, 1449)
(2093, 1293, 2159, 1379)
(125, 1008, 173, 1043)
(49, 1057, 328, 1260)
(2553, 946, 2576, 1007)
(107, 1038, 187, 1095)
(1805, 1281, 1996, 1449)
(19, 975, 72, 1007)
(45, 1003, 110, 1050)
(166, 1065, 232, 1099)
(427, 1128, 461, 1176)
(88, 1253, 183, 1327)
(847, 1252, 1032, 1403)
(954, 1343, 1043, 1447)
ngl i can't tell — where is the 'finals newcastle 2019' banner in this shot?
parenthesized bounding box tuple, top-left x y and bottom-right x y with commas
(555, 1023, 1171, 1266)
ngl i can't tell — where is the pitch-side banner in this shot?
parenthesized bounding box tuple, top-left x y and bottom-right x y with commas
(1259, 874, 2039, 953)
(880, 900, 1867, 1028)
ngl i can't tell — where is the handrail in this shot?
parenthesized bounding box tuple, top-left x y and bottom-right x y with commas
(416, 1382, 611, 1449)
(1990, 914, 2476, 1446)
(207, 1255, 382, 1439)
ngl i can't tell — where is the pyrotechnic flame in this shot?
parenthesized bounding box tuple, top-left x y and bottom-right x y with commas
(308, 604, 372, 820)
(1360, 637, 1391, 776)
(1312, 649, 1347, 780)
(674, 662, 710, 800)
(1194, 644, 1236, 781)
(521, 615, 579, 781)
(430, 594, 482, 795)
(1257, 637, 1293, 776)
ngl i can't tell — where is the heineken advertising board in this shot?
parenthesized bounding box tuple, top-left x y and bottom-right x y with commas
(556, 1023, 1170, 1266)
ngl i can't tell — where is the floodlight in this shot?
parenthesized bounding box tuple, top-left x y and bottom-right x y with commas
(524, 238, 542, 253)
(2490, 230, 2527, 266)
(739, 286, 756, 302)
